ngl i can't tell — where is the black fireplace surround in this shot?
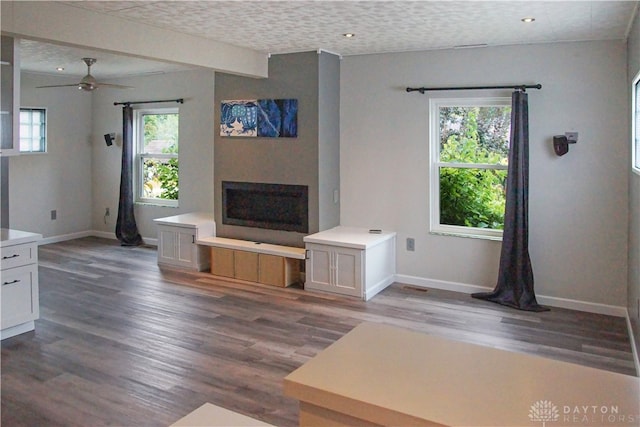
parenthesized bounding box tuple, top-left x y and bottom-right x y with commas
(221, 181, 309, 233)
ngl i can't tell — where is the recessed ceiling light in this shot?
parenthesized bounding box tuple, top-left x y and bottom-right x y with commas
(521, 17, 535, 23)
(343, 33, 355, 38)
(56, 67, 65, 71)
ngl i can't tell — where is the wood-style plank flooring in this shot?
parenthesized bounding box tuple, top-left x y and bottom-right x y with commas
(1, 237, 636, 426)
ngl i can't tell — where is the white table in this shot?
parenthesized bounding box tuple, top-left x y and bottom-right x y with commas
(284, 322, 640, 427)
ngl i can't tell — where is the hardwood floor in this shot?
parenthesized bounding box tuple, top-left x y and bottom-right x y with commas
(1, 237, 636, 427)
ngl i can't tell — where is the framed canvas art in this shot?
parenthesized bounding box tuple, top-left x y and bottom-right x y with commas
(220, 100, 257, 137)
(221, 99, 297, 138)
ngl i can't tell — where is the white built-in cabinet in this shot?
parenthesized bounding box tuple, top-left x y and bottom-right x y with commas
(304, 244, 363, 298)
(1, 36, 20, 156)
(154, 213, 215, 271)
(1, 229, 42, 339)
(304, 227, 396, 301)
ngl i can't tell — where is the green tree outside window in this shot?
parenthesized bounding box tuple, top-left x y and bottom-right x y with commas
(438, 105, 511, 230)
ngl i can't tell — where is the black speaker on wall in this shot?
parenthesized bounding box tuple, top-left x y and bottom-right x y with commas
(103, 133, 115, 146)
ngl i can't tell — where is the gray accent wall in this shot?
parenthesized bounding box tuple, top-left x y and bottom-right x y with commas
(318, 51, 341, 231)
(214, 51, 340, 247)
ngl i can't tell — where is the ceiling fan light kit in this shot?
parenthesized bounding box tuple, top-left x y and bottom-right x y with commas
(36, 58, 132, 92)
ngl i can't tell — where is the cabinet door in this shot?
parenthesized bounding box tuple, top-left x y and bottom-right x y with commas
(1, 264, 39, 329)
(158, 227, 178, 264)
(333, 248, 362, 297)
(234, 250, 258, 282)
(305, 244, 362, 297)
(306, 245, 332, 289)
(176, 230, 196, 264)
(260, 254, 282, 286)
(210, 247, 235, 278)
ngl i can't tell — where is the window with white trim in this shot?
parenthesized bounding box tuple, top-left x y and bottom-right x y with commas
(19, 108, 46, 153)
(633, 71, 640, 173)
(429, 98, 511, 240)
(134, 108, 179, 206)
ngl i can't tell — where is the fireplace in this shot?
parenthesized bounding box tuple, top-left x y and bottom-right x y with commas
(222, 181, 309, 233)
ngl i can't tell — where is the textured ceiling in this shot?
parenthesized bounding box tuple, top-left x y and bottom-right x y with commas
(19, 0, 640, 79)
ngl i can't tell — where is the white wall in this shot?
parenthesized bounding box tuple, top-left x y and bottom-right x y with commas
(340, 40, 629, 309)
(9, 72, 93, 237)
(91, 69, 216, 240)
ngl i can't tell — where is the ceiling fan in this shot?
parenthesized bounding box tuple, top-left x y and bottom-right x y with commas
(37, 58, 132, 92)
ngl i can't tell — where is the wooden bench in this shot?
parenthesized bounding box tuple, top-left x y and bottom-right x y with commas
(197, 236, 305, 287)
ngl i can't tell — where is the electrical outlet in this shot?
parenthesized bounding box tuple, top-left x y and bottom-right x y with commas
(406, 237, 415, 252)
(50, 210, 56, 220)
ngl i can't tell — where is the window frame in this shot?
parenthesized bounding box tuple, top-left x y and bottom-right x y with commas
(134, 107, 180, 207)
(19, 107, 47, 154)
(632, 70, 640, 175)
(429, 97, 511, 241)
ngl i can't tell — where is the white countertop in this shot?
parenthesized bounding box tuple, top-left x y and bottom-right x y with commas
(284, 322, 640, 427)
(303, 226, 396, 249)
(153, 212, 214, 228)
(0, 228, 42, 247)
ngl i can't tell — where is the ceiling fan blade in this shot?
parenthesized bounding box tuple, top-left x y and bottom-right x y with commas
(36, 83, 82, 88)
(36, 59, 135, 91)
(97, 82, 134, 89)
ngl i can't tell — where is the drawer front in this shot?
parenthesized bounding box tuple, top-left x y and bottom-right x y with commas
(1, 242, 37, 270)
(1, 263, 39, 329)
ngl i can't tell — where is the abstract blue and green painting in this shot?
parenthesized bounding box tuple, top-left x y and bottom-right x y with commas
(220, 100, 258, 136)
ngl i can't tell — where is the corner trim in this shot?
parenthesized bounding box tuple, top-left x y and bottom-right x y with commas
(394, 274, 628, 317)
(625, 310, 640, 376)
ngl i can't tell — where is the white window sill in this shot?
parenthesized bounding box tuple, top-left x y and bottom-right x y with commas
(135, 201, 179, 208)
(430, 230, 503, 242)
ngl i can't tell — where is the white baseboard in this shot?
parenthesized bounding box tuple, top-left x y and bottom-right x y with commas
(394, 274, 627, 317)
(38, 230, 94, 245)
(90, 230, 118, 240)
(535, 295, 627, 318)
(38, 230, 157, 246)
(1, 321, 35, 340)
(395, 274, 492, 295)
(625, 311, 640, 376)
(364, 275, 395, 301)
(143, 237, 158, 246)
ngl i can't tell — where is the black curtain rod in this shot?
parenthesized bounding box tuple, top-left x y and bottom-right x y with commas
(114, 98, 184, 106)
(406, 84, 542, 94)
